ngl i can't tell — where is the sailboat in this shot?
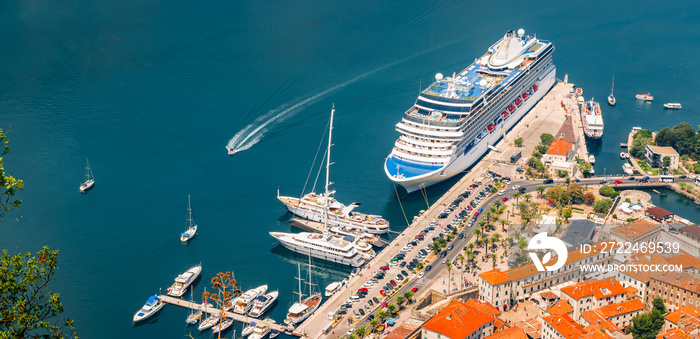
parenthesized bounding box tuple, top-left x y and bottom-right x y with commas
(284, 257, 322, 325)
(180, 195, 198, 242)
(185, 290, 201, 325)
(277, 106, 389, 234)
(608, 75, 616, 106)
(79, 158, 95, 192)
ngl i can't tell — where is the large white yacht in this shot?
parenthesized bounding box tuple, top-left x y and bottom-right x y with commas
(582, 98, 604, 139)
(384, 29, 556, 193)
(248, 290, 279, 318)
(269, 231, 365, 267)
(233, 285, 268, 314)
(166, 264, 202, 297)
(278, 106, 390, 234)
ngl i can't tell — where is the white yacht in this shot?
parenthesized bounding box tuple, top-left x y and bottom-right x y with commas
(278, 107, 389, 234)
(197, 314, 220, 332)
(623, 163, 634, 175)
(233, 285, 268, 314)
(249, 291, 279, 318)
(212, 317, 235, 334)
(588, 154, 596, 164)
(242, 322, 256, 337)
(166, 264, 202, 297)
(132, 295, 165, 322)
(180, 195, 198, 242)
(270, 231, 365, 267)
(582, 98, 604, 139)
(384, 29, 557, 193)
(285, 260, 322, 326)
(664, 103, 682, 109)
(325, 281, 345, 297)
(79, 158, 95, 192)
(248, 322, 271, 339)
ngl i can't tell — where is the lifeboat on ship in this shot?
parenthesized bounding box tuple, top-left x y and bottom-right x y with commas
(501, 111, 509, 119)
(532, 84, 538, 91)
(487, 124, 495, 132)
(515, 98, 522, 106)
(522, 92, 529, 100)
(507, 105, 515, 112)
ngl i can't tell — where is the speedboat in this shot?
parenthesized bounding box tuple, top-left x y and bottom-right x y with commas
(249, 322, 271, 339)
(233, 285, 268, 314)
(623, 163, 634, 175)
(620, 152, 629, 159)
(249, 290, 279, 318)
(664, 103, 682, 109)
(212, 317, 235, 334)
(636, 93, 653, 101)
(588, 154, 595, 164)
(227, 147, 235, 155)
(242, 322, 257, 336)
(167, 264, 202, 297)
(325, 281, 344, 297)
(270, 329, 280, 338)
(133, 295, 165, 322)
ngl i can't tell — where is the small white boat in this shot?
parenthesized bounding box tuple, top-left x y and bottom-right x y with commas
(249, 291, 279, 318)
(198, 313, 220, 332)
(623, 163, 634, 175)
(79, 158, 95, 192)
(249, 322, 271, 339)
(620, 152, 630, 159)
(180, 195, 198, 242)
(167, 264, 202, 297)
(588, 154, 595, 164)
(133, 295, 165, 322)
(242, 322, 257, 336)
(636, 93, 653, 101)
(212, 317, 235, 334)
(270, 329, 280, 338)
(608, 75, 616, 106)
(227, 147, 235, 155)
(233, 285, 268, 314)
(324, 281, 344, 297)
(664, 103, 682, 110)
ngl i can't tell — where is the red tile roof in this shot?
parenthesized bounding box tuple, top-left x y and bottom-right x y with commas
(665, 305, 700, 326)
(560, 279, 628, 301)
(580, 309, 620, 334)
(480, 269, 509, 286)
(422, 300, 494, 339)
(596, 299, 645, 318)
(542, 314, 587, 339)
(611, 221, 660, 240)
(546, 140, 573, 156)
(464, 299, 502, 317)
(484, 327, 527, 339)
(548, 300, 574, 316)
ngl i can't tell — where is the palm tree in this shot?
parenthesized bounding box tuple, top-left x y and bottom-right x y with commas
(403, 291, 414, 304)
(491, 254, 497, 269)
(376, 310, 389, 323)
(355, 326, 370, 339)
(467, 242, 475, 252)
(536, 185, 546, 198)
(472, 228, 481, 244)
(458, 254, 465, 288)
(387, 304, 398, 316)
(513, 190, 523, 203)
(395, 295, 405, 306)
(467, 252, 476, 268)
(369, 319, 380, 333)
(500, 218, 508, 231)
(523, 193, 532, 202)
(491, 233, 501, 249)
(445, 260, 452, 292)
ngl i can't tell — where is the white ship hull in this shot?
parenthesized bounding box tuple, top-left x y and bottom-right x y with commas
(249, 291, 278, 318)
(278, 197, 389, 234)
(387, 67, 556, 193)
(271, 232, 365, 267)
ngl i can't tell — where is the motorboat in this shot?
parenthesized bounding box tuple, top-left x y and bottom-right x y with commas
(623, 163, 634, 175)
(324, 281, 344, 297)
(233, 285, 268, 314)
(270, 329, 280, 338)
(249, 322, 271, 339)
(180, 195, 198, 242)
(212, 317, 235, 335)
(242, 322, 256, 336)
(588, 154, 596, 164)
(636, 93, 653, 101)
(620, 152, 630, 159)
(167, 264, 202, 297)
(664, 103, 682, 109)
(249, 291, 279, 318)
(132, 295, 165, 322)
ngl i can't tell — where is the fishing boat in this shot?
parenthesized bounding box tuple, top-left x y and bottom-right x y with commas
(285, 257, 322, 326)
(664, 103, 682, 110)
(249, 291, 279, 318)
(132, 295, 165, 322)
(270, 329, 280, 338)
(180, 195, 198, 242)
(324, 281, 345, 297)
(278, 106, 390, 235)
(242, 322, 256, 336)
(212, 317, 235, 335)
(233, 285, 268, 314)
(608, 75, 616, 106)
(249, 322, 271, 339)
(79, 158, 95, 192)
(167, 264, 202, 297)
(623, 163, 634, 175)
(636, 93, 653, 101)
(588, 154, 596, 164)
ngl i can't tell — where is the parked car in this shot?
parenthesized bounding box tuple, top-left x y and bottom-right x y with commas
(614, 180, 623, 184)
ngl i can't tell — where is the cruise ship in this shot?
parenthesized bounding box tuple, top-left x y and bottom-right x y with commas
(582, 99, 604, 139)
(269, 231, 365, 267)
(384, 29, 556, 193)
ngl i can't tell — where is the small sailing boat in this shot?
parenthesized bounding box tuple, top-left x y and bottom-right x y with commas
(79, 158, 95, 192)
(185, 290, 201, 325)
(180, 195, 198, 242)
(608, 75, 616, 106)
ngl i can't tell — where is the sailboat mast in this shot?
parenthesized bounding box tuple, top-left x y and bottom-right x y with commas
(294, 262, 304, 303)
(611, 75, 615, 95)
(187, 195, 193, 227)
(325, 106, 334, 197)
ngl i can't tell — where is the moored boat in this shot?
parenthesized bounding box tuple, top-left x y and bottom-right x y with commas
(620, 152, 630, 159)
(212, 317, 235, 334)
(285, 259, 322, 326)
(242, 322, 256, 336)
(582, 99, 604, 139)
(664, 103, 682, 109)
(197, 313, 220, 332)
(270, 329, 280, 338)
(133, 295, 165, 322)
(233, 285, 268, 314)
(248, 322, 271, 339)
(249, 290, 279, 318)
(623, 163, 634, 175)
(167, 264, 202, 297)
(636, 93, 653, 101)
(325, 281, 345, 297)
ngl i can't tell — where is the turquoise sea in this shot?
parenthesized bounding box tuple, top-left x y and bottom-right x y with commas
(2, 0, 700, 338)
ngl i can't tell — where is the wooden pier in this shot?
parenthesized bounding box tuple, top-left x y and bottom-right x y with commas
(158, 295, 295, 333)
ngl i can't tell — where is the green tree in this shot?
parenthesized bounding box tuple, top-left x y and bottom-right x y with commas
(403, 291, 414, 304)
(626, 309, 665, 339)
(661, 156, 671, 173)
(376, 310, 389, 323)
(527, 156, 541, 169)
(567, 183, 585, 203)
(518, 238, 527, 249)
(416, 262, 424, 270)
(355, 326, 370, 339)
(386, 304, 398, 316)
(368, 319, 380, 333)
(633, 129, 653, 139)
(540, 133, 554, 146)
(599, 186, 615, 197)
(671, 122, 696, 155)
(694, 163, 700, 174)
(630, 136, 653, 158)
(593, 198, 614, 214)
(579, 162, 592, 175)
(395, 295, 405, 306)
(514, 137, 523, 147)
(655, 127, 675, 147)
(583, 192, 596, 205)
(563, 208, 572, 222)
(0, 129, 23, 220)
(0, 247, 77, 339)
(536, 185, 546, 198)
(652, 296, 667, 314)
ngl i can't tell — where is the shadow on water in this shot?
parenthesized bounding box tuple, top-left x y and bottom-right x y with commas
(269, 245, 352, 279)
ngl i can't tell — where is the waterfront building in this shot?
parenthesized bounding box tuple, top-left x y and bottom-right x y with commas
(541, 314, 612, 339)
(542, 140, 575, 164)
(478, 242, 615, 310)
(579, 299, 645, 332)
(645, 206, 675, 223)
(659, 226, 700, 258)
(560, 279, 629, 321)
(610, 220, 662, 244)
(421, 300, 495, 339)
(645, 145, 680, 169)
